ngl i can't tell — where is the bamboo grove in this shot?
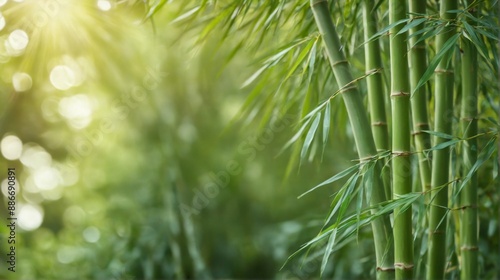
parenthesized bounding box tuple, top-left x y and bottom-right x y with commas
(162, 0, 500, 278)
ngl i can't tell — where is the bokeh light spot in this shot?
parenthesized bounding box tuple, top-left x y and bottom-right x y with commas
(97, 0, 111, 11)
(57, 246, 78, 264)
(1, 178, 20, 197)
(33, 166, 61, 190)
(12, 72, 32, 92)
(1, 134, 23, 160)
(20, 144, 52, 169)
(8, 29, 29, 51)
(83, 226, 101, 243)
(0, 12, 6, 31)
(63, 206, 86, 226)
(18, 204, 43, 231)
(58, 94, 93, 128)
(50, 65, 76, 90)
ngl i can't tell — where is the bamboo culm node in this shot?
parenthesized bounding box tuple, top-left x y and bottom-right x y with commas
(434, 68, 454, 74)
(390, 91, 410, 97)
(377, 266, 396, 272)
(394, 263, 415, 270)
(372, 121, 388, 127)
(392, 151, 412, 157)
(460, 246, 479, 251)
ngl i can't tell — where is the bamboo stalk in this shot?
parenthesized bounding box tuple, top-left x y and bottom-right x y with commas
(460, 3, 478, 279)
(389, 0, 413, 279)
(310, 0, 394, 278)
(427, 0, 458, 278)
(362, 0, 391, 200)
(409, 0, 432, 196)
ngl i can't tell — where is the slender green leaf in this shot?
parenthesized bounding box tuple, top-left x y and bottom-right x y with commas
(241, 65, 268, 88)
(171, 6, 201, 23)
(362, 18, 408, 46)
(423, 130, 456, 140)
(397, 18, 427, 35)
(298, 164, 360, 198)
(321, 229, 337, 275)
(323, 100, 331, 147)
(285, 38, 316, 81)
(427, 139, 461, 151)
(300, 112, 321, 161)
(458, 137, 497, 193)
(413, 33, 460, 95)
(281, 117, 312, 153)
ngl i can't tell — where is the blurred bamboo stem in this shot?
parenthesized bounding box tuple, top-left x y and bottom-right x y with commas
(362, 0, 391, 200)
(427, 1, 457, 278)
(409, 0, 432, 197)
(389, 0, 413, 279)
(310, 0, 394, 278)
(459, 2, 479, 279)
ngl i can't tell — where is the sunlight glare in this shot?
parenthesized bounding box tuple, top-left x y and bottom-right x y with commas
(0, 0, 7, 7)
(1, 134, 22, 160)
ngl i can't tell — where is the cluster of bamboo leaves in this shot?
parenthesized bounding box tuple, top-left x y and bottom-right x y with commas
(147, 0, 499, 278)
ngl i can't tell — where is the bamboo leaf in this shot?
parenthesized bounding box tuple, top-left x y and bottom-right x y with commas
(458, 137, 497, 193)
(362, 18, 408, 46)
(301, 100, 328, 123)
(298, 164, 360, 198)
(397, 18, 427, 36)
(427, 139, 460, 151)
(412, 23, 444, 46)
(413, 33, 460, 95)
(281, 117, 312, 153)
(171, 6, 201, 23)
(462, 21, 490, 65)
(145, 0, 168, 19)
(241, 65, 268, 88)
(285, 38, 316, 81)
(321, 229, 337, 275)
(300, 112, 321, 162)
(423, 130, 456, 140)
(335, 173, 359, 224)
(324, 173, 359, 226)
(323, 100, 331, 147)
(305, 37, 318, 84)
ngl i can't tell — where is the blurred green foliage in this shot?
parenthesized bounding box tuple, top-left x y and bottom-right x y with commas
(0, 1, 359, 279)
(0, 0, 498, 279)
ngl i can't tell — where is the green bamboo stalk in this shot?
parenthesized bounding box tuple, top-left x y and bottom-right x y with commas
(362, 0, 391, 200)
(389, 0, 413, 279)
(459, 3, 478, 279)
(310, 0, 394, 278)
(427, 1, 458, 278)
(409, 0, 432, 196)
